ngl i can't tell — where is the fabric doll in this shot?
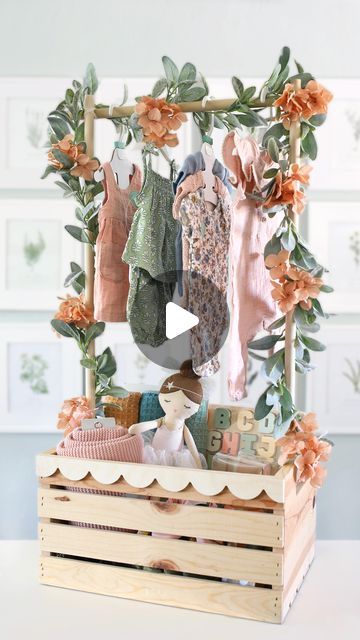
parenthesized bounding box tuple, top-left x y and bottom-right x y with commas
(129, 360, 206, 469)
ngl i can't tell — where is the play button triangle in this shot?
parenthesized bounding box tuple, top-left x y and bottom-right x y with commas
(165, 302, 199, 340)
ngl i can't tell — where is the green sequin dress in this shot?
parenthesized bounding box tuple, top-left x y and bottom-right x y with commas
(122, 155, 179, 347)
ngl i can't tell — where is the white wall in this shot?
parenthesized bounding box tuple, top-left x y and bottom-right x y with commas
(0, 0, 359, 539)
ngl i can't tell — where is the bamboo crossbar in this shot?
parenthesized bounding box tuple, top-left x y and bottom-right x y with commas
(93, 97, 273, 119)
(84, 86, 301, 409)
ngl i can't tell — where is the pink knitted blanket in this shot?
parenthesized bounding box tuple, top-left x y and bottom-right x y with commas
(56, 426, 143, 462)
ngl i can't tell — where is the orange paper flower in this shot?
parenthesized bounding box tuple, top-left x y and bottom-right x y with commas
(264, 171, 306, 214)
(70, 154, 99, 181)
(264, 249, 290, 279)
(135, 96, 187, 148)
(285, 267, 323, 310)
(274, 80, 333, 128)
(57, 396, 94, 436)
(54, 294, 95, 329)
(277, 412, 332, 488)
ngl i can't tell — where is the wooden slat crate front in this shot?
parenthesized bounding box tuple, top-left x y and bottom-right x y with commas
(37, 451, 316, 623)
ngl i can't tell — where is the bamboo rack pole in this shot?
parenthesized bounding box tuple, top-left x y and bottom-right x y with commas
(94, 97, 273, 119)
(284, 79, 302, 398)
(84, 93, 96, 410)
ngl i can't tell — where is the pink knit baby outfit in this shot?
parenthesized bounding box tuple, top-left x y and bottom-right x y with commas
(94, 162, 142, 322)
(56, 426, 144, 462)
(222, 132, 280, 401)
(57, 426, 143, 531)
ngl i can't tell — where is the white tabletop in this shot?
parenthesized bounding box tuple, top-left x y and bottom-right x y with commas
(0, 541, 358, 639)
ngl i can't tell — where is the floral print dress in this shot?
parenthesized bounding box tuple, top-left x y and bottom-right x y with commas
(173, 172, 232, 376)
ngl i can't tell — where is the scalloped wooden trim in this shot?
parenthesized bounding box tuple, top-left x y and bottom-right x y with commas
(36, 450, 291, 503)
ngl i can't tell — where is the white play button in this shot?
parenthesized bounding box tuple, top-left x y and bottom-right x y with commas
(165, 302, 199, 340)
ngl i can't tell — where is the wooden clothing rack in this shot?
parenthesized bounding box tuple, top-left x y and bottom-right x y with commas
(83, 82, 301, 410)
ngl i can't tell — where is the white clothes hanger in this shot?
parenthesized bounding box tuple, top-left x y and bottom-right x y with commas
(200, 98, 217, 205)
(94, 118, 134, 189)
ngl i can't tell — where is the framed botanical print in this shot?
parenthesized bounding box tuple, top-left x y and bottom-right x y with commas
(0, 199, 81, 310)
(307, 201, 360, 313)
(0, 78, 71, 189)
(310, 79, 360, 190)
(305, 324, 360, 434)
(0, 323, 82, 432)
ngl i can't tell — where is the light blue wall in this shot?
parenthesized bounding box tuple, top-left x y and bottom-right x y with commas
(0, 0, 359, 539)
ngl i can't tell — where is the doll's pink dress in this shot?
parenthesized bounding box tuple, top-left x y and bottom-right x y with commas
(143, 418, 206, 468)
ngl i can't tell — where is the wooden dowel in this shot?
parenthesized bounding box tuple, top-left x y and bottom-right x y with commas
(94, 97, 273, 119)
(284, 79, 302, 398)
(84, 93, 96, 410)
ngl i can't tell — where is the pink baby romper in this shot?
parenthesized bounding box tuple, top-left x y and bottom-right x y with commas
(94, 162, 142, 322)
(222, 132, 280, 401)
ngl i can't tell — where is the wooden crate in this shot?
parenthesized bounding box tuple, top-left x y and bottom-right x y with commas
(37, 450, 316, 623)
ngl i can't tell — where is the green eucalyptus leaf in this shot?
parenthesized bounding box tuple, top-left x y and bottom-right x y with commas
(101, 386, 129, 399)
(181, 86, 207, 101)
(278, 46, 291, 71)
(248, 351, 267, 362)
(309, 114, 327, 127)
(301, 130, 318, 160)
(85, 322, 105, 345)
(264, 234, 282, 258)
(263, 168, 279, 179)
(151, 77, 167, 98)
(264, 348, 285, 383)
(265, 63, 281, 90)
(74, 122, 85, 144)
(295, 60, 304, 74)
(179, 63, 196, 83)
(242, 86, 257, 103)
(162, 56, 179, 84)
(312, 298, 328, 318)
(281, 226, 296, 251)
(288, 72, 314, 88)
(213, 115, 225, 129)
(267, 137, 280, 163)
(248, 334, 283, 350)
(98, 347, 117, 377)
(279, 385, 293, 412)
(254, 387, 273, 420)
(232, 76, 244, 99)
(299, 334, 326, 352)
(262, 123, 288, 147)
(41, 165, 57, 179)
(83, 62, 98, 94)
(48, 115, 70, 140)
(237, 111, 267, 128)
(65, 225, 91, 244)
(320, 284, 334, 293)
(268, 316, 286, 331)
(51, 319, 79, 339)
(80, 358, 96, 369)
(273, 65, 290, 92)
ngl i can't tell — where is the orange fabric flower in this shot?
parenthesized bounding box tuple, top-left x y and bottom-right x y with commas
(57, 396, 94, 436)
(264, 249, 290, 279)
(264, 171, 307, 215)
(135, 96, 187, 148)
(274, 80, 333, 128)
(286, 267, 323, 309)
(289, 163, 312, 185)
(54, 294, 95, 329)
(70, 154, 99, 181)
(277, 412, 332, 488)
(47, 134, 80, 170)
(271, 280, 299, 313)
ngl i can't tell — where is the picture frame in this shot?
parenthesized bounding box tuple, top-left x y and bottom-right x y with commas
(307, 201, 360, 313)
(311, 79, 360, 190)
(0, 199, 82, 310)
(0, 323, 83, 433)
(0, 77, 71, 189)
(305, 323, 360, 434)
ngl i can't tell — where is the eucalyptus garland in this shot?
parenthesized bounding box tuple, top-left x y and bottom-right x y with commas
(42, 49, 333, 433)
